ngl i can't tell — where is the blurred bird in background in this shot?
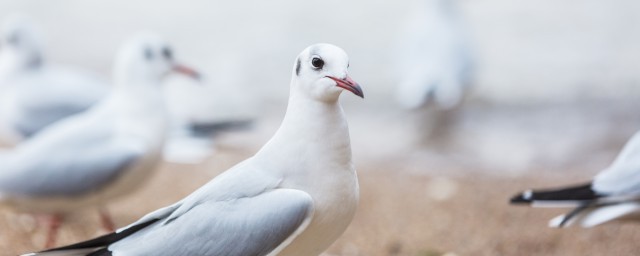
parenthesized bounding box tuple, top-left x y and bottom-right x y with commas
(394, 0, 474, 148)
(162, 118, 253, 164)
(0, 14, 252, 163)
(161, 59, 255, 164)
(162, 77, 254, 164)
(0, 14, 108, 146)
(511, 130, 640, 228)
(0, 34, 200, 248)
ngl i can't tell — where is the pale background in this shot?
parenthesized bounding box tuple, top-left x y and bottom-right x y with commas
(0, 1, 639, 255)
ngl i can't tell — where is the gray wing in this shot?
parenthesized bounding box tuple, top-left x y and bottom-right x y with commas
(0, 137, 145, 197)
(109, 189, 313, 256)
(13, 99, 94, 137)
(11, 72, 107, 137)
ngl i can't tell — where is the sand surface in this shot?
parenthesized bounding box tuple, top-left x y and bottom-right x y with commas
(2, 143, 640, 256)
(1, 98, 639, 255)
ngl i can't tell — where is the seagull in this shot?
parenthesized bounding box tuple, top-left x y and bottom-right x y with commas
(162, 118, 254, 164)
(511, 131, 640, 228)
(162, 72, 256, 164)
(0, 15, 109, 145)
(0, 34, 200, 248)
(394, 0, 474, 110)
(27, 43, 364, 256)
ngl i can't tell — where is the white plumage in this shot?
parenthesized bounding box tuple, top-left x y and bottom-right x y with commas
(27, 43, 363, 256)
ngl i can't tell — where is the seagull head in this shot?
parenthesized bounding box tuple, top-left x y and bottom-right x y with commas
(114, 33, 200, 87)
(292, 43, 363, 102)
(0, 14, 44, 70)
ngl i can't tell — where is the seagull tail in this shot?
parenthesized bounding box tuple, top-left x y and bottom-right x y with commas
(548, 205, 590, 228)
(549, 214, 570, 228)
(22, 218, 159, 256)
(510, 182, 600, 207)
(580, 203, 640, 228)
(547, 203, 640, 228)
(20, 248, 108, 256)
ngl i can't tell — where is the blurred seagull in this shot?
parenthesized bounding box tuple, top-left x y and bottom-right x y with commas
(0, 15, 108, 145)
(27, 43, 363, 256)
(0, 34, 199, 248)
(161, 63, 256, 164)
(511, 131, 640, 228)
(162, 118, 253, 164)
(156, 49, 256, 164)
(394, 0, 473, 110)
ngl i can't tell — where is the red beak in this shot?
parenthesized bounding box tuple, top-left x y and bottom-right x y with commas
(327, 75, 364, 98)
(172, 64, 201, 80)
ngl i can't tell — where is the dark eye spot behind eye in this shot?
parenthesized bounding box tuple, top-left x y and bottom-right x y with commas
(295, 58, 301, 76)
(311, 57, 324, 69)
(144, 47, 153, 60)
(162, 47, 173, 60)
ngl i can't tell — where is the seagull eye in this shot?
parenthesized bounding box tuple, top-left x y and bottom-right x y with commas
(162, 47, 173, 60)
(311, 57, 324, 69)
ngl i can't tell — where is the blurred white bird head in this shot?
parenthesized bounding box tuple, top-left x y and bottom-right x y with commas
(292, 43, 363, 102)
(114, 33, 199, 87)
(0, 14, 44, 72)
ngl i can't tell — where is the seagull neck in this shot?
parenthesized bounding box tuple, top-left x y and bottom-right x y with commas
(110, 81, 167, 142)
(115, 73, 163, 88)
(256, 87, 353, 173)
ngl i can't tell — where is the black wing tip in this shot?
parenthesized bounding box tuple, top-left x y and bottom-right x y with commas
(87, 248, 113, 256)
(38, 218, 160, 254)
(510, 191, 533, 204)
(509, 182, 599, 204)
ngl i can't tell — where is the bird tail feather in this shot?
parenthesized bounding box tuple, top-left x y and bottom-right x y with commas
(22, 218, 159, 255)
(510, 182, 599, 207)
(581, 203, 640, 228)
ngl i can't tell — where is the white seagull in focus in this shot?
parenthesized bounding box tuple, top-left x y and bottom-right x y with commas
(27, 43, 363, 256)
(0, 15, 108, 145)
(395, 0, 473, 110)
(511, 131, 640, 228)
(0, 34, 199, 248)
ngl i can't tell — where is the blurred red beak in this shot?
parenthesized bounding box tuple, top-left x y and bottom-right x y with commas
(327, 76, 364, 98)
(172, 64, 201, 80)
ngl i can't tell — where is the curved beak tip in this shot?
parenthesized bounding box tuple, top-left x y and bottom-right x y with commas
(328, 76, 364, 99)
(353, 84, 364, 98)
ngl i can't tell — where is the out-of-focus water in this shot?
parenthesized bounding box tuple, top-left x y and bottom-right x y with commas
(1, 0, 639, 174)
(0, 0, 638, 104)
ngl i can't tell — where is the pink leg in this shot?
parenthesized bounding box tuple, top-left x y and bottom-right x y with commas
(98, 208, 115, 232)
(43, 214, 62, 249)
